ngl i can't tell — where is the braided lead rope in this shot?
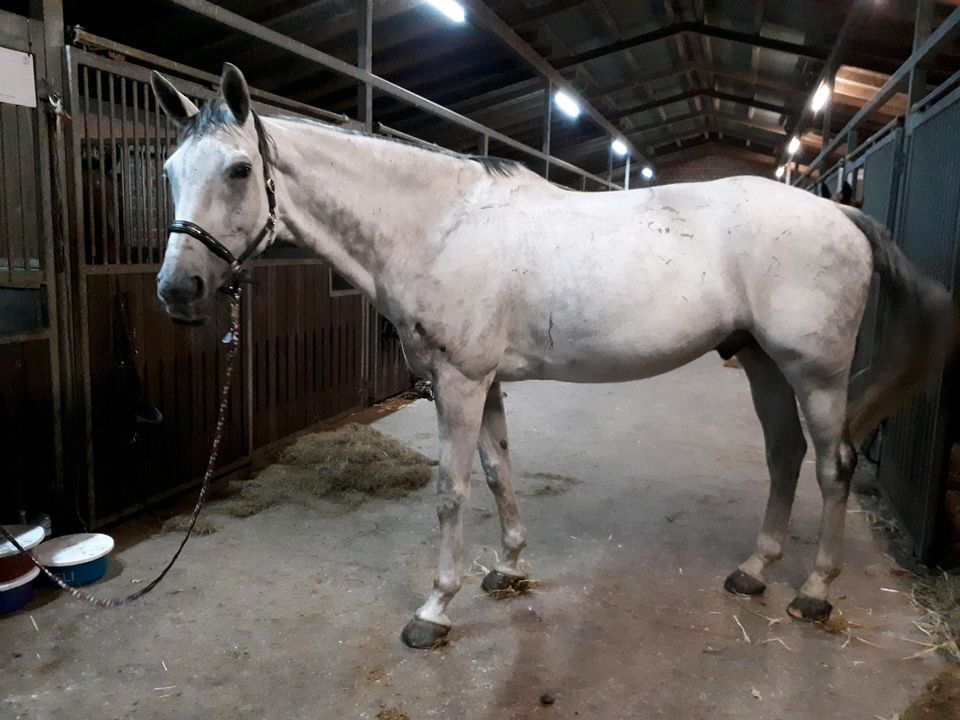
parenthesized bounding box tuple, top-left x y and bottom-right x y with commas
(0, 297, 242, 608)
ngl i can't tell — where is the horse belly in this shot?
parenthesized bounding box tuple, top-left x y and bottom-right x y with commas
(498, 288, 736, 383)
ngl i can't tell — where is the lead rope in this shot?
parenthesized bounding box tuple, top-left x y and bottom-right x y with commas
(0, 292, 243, 608)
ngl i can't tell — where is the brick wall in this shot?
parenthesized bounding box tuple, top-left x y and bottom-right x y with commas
(655, 151, 774, 185)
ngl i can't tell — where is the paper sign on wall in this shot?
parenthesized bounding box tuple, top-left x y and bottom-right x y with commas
(0, 46, 36, 108)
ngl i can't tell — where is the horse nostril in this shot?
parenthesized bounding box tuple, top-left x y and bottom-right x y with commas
(158, 274, 204, 305)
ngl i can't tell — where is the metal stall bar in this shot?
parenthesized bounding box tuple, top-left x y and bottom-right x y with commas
(357, 0, 373, 404)
(796, 6, 960, 184)
(877, 82, 960, 562)
(162, 0, 623, 190)
(72, 29, 351, 127)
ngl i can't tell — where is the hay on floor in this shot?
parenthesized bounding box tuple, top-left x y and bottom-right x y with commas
(217, 424, 435, 518)
(910, 569, 960, 661)
(160, 515, 218, 536)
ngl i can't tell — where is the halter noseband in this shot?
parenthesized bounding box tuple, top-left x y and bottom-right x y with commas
(167, 111, 278, 296)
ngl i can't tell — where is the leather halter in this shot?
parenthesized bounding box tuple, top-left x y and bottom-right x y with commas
(167, 111, 278, 296)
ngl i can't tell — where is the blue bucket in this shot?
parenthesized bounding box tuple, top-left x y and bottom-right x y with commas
(45, 556, 109, 586)
(34, 533, 114, 587)
(0, 567, 39, 615)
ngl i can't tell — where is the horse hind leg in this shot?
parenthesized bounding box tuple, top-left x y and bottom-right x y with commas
(477, 381, 529, 593)
(786, 375, 857, 622)
(724, 343, 807, 596)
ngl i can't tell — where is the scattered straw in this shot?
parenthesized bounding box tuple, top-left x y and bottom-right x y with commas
(376, 709, 410, 720)
(160, 516, 218, 536)
(818, 613, 879, 649)
(864, 510, 903, 538)
(908, 569, 960, 661)
(519, 472, 580, 498)
(760, 637, 792, 652)
(488, 578, 540, 600)
(737, 602, 782, 628)
(215, 424, 434, 518)
(733, 615, 751, 643)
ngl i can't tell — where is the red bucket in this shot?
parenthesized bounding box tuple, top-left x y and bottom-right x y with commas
(0, 525, 44, 583)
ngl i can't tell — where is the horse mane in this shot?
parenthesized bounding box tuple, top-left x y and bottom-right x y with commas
(308, 121, 525, 179)
(179, 99, 523, 179)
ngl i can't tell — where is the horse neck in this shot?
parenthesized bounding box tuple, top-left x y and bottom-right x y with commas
(267, 118, 485, 304)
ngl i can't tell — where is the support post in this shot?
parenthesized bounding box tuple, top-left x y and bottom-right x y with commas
(846, 129, 859, 156)
(908, 0, 934, 107)
(479, 133, 489, 156)
(357, 0, 373, 131)
(29, 0, 76, 524)
(821, 69, 834, 149)
(542, 80, 552, 180)
(357, 0, 374, 404)
(624, 154, 631, 190)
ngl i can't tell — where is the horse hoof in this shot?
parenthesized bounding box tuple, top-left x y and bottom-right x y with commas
(400, 617, 450, 649)
(482, 570, 528, 594)
(787, 594, 833, 622)
(724, 569, 766, 596)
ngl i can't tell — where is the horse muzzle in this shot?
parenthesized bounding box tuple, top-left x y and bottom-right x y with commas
(157, 269, 211, 324)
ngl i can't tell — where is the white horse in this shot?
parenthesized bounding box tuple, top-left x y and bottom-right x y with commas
(151, 65, 956, 648)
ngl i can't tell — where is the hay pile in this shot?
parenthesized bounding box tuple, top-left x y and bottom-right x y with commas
(160, 515, 218, 536)
(911, 569, 960, 661)
(519, 471, 580, 497)
(218, 424, 435, 518)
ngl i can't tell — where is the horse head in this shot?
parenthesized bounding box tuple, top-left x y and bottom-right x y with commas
(150, 63, 275, 324)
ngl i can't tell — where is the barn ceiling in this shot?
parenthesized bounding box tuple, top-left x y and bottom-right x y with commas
(53, 0, 960, 181)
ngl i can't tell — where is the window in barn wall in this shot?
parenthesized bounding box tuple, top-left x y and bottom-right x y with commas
(330, 270, 359, 297)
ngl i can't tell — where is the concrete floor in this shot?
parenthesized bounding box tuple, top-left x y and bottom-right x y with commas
(1, 356, 946, 719)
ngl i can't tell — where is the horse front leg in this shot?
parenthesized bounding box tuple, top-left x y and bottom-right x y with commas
(477, 381, 528, 593)
(401, 367, 493, 649)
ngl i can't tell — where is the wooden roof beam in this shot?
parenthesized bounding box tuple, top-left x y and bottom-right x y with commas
(553, 20, 831, 70)
(459, 0, 648, 162)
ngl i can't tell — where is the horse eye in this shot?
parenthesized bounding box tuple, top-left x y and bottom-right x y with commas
(231, 163, 252, 179)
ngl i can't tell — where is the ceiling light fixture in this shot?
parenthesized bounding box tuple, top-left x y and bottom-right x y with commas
(811, 82, 831, 113)
(425, 0, 466, 23)
(554, 91, 581, 119)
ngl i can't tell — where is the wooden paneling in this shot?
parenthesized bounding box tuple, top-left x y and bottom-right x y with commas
(84, 273, 246, 520)
(0, 340, 55, 515)
(249, 263, 365, 449)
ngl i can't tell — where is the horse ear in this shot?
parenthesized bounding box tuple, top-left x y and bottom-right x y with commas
(220, 63, 250, 124)
(149, 71, 199, 127)
(841, 181, 854, 204)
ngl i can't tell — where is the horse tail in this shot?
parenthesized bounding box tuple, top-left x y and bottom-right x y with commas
(841, 205, 959, 444)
